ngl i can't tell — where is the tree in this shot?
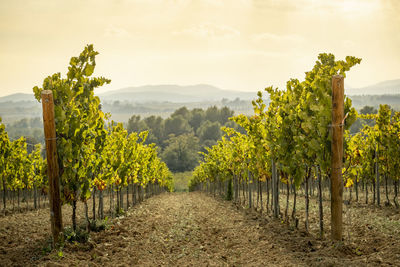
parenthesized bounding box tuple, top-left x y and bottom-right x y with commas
(171, 106, 191, 120)
(127, 115, 147, 134)
(219, 106, 234, 124)
(196, 121, 222, 143)
(360, 105, 378, 115)
(164, 115, 192, 137)
(350, 105, 378, 134)
(144, 115, 164, 145)
(161, 133, 200, 172)
(205, 106, 220, 122)
(189, 108, 205, 132)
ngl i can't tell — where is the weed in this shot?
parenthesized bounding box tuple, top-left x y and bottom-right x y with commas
(63, 226, 89, 243)
(90, 217, 109, 232)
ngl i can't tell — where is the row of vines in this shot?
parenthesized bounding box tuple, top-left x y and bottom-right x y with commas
(0, 45, 173, 233)
(189, 53, 400, 238)
(0, 128, 47, 211)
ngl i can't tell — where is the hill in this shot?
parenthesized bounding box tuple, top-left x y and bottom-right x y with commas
(346, 79, 400, 95)
(99, 84, 257, 103)
(0, 93, 34, 102)
(1, 81, 400, 123)
(349, 94, 400, 109)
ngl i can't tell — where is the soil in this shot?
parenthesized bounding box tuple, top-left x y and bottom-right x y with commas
(0, 192, 399, 266)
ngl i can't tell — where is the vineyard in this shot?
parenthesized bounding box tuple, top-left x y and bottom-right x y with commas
(1, 47, 400, 266)
(1, 46, 173, 241)
(189, 53, 400, 236)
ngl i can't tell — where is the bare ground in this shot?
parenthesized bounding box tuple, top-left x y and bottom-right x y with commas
(0, 192, 399, 266)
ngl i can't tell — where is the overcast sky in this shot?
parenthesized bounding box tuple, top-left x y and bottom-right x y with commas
(0, 0, 399, 97)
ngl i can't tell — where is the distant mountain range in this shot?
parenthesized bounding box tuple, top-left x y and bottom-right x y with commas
(1, 79, 400, 104)
(345, 79, 400, 95)
(99, 84, 257, 103)
(0, 84, 257, 103)
(0, 93, 36, 102)
(1, 81, 400, 123)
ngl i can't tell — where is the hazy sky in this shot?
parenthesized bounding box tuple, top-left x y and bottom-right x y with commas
(0, 0, 399, 97)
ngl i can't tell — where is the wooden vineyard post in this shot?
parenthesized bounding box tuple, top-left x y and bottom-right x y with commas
(331, 75, 344, 241)
(41, 90, 63, 246)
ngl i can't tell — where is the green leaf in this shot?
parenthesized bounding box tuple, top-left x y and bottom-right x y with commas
(84, 64, 95, 76)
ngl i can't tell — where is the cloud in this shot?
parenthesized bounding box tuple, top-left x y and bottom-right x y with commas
(253, 0, 380, 16)
(104, 24, 132, 39)
(172, 23, 240, 39)
(251, 33, 305, 43)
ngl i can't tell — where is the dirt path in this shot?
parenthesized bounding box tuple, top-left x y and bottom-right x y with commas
(1, 192, 399, 266)
(41, 192, 297, 266)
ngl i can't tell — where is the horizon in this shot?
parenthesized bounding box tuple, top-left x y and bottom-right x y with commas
(1, 0, 399, 97)
(1, 78, 400, 99)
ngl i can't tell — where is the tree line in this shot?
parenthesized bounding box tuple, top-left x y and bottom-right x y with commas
(126, 105, 244, 172)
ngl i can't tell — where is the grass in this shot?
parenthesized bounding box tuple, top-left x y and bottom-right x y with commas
(173, 172, 193, 192)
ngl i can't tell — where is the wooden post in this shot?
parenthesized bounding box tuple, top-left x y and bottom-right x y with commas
(331, 75, 344, 241)
(41, 90, 63, 246)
